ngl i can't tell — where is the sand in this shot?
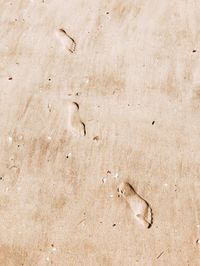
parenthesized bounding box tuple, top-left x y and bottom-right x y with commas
(0, 0, 200, 265)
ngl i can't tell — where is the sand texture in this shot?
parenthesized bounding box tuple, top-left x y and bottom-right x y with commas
(0, 0, 200, 265)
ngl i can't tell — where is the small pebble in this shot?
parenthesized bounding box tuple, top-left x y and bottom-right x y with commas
(113, 173, 119, 178)
(93, 136, 99, 141)
(102, 177, 107, 183)
(66, 153, 72, 159)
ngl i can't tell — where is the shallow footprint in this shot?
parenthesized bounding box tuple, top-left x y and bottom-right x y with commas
(56, 28, 76, 53)
(66, 102, 86, 137)
(117, 182, 153, 228)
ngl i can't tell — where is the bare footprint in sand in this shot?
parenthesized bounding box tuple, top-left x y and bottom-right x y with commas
(117, 182, 153, 228)
(66, 102, 86, 137)
(56, 28, 76, 53)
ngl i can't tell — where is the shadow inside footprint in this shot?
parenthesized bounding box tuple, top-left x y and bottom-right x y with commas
(56, 28, 76, 53)
(117, 182, 153, 229)
(67, 102, 86, 137)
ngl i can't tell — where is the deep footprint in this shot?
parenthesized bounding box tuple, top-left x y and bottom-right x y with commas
(56, 28, 76, 53)
(117, 182, 153, 228)
(67, 102, 86, 137)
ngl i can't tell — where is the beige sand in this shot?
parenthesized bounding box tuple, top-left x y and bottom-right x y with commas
(0, 0, 200, 265)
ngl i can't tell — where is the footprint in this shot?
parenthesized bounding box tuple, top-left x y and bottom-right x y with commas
(66, 102, 86, 137)
(117, 182, 153, 228)
(56, 28, 76, 53)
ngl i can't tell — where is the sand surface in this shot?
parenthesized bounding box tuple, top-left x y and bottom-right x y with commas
(1, 0, 200, 265)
